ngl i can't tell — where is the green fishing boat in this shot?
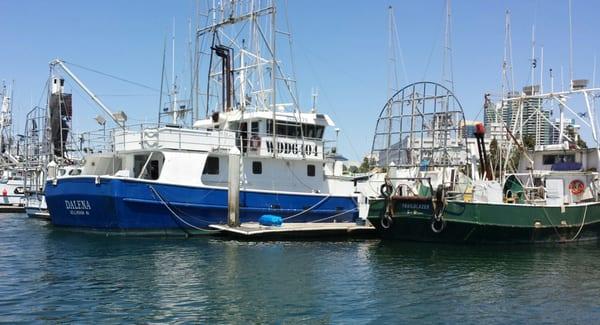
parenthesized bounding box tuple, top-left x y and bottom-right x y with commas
(366, 81, 600, 244)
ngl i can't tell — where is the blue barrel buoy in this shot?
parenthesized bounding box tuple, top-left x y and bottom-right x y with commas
(258, 214, 283, 226)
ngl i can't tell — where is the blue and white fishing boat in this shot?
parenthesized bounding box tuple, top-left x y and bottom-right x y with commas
(45, 1, 364, 234)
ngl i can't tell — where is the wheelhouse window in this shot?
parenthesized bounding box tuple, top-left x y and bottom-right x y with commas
(307, 164, 316, 177)
(266, 120, 325, 139)
(252, 161, 262, 174)
(133, 152, 165, 180)
(543, 154, 575, 165)
(203, 157, 220, 175)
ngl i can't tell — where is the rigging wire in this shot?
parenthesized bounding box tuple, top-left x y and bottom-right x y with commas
(299, 51, 361, 160)
(61, 60, 161, 93)
(421, 6, 445, 82)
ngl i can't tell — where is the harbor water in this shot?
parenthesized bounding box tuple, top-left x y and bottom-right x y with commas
(1, 214, 599, 323)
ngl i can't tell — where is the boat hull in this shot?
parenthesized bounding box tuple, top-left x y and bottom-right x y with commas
(45, 177, 358, 234)
(367, 198, 600, 244)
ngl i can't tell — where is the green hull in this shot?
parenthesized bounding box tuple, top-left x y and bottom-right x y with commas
(367, 198, 600, 244)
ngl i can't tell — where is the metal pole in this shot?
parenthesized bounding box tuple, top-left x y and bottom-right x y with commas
(227, 147, 241, 227)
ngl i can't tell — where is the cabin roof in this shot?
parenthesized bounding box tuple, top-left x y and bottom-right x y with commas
(192, 110, 334, 129)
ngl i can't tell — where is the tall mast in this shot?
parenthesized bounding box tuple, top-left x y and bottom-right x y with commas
(385, 5, 397, 166)
(499, 10, 514, 180)
(387, 5, 400, 99)
(505, 10, 515, 94)
(188, 17, 194, 126)
(530, 25, 536, 87)
(441, 0, 454, 93)
(568, 0, 574, 88)
(171, 18, 179, 124)
(271, 1, 277, 158)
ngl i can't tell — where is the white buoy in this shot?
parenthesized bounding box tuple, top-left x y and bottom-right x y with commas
(227, 147, 241, 227)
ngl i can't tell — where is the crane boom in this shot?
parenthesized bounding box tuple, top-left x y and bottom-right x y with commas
(49, 59, 124, 128)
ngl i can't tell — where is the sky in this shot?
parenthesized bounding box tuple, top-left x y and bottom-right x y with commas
(1, 0, 600, 161)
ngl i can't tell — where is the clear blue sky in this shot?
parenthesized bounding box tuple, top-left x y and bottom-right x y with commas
(2, 0, 599, 161)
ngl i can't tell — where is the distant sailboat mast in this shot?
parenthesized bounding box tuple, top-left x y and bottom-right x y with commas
(171, 18, 179, 124)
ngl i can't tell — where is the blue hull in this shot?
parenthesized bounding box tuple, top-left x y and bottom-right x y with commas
(45, 177, 358, 234)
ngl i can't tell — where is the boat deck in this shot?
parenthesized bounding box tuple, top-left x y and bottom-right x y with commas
(210, 222, 376, 239)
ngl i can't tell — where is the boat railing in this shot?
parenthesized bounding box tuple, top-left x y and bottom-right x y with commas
(75, 123, 330, 159)
(72, 128, 113, 155)
(114, 124, 238, 152)
(368, 176, 436, 198)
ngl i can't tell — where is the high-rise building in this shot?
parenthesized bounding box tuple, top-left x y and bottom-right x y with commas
(486, 85, 552, 146)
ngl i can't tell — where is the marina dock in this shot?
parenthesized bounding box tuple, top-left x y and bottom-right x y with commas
(210, 222, 376, 239)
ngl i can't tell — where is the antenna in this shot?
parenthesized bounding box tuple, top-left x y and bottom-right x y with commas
(158, 37, 167, 125)
(311, 87, 318, 113)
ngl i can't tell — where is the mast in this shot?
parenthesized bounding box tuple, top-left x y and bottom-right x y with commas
(568, 0, 574, 88)
(171, 18, 179, 124)
(387, 5, 400, 99)
(271, 1, 277, 158)
(385, 5, 397, 166)
(0, 82, 10, 160)
(500, 9, 516, 178)
(530, 25, 536, 88)
(442, 0, 454, 93)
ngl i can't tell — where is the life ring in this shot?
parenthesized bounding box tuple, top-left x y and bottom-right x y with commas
(380, 183, 394, 198)
(249, 135, 261, 150)
(569, 180, 585, 195)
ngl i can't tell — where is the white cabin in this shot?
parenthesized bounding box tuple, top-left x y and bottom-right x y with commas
(79, 110, 358, 197)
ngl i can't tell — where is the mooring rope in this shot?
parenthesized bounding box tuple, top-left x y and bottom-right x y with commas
(148, 185, 219, 234)
(569, 204, 589, 241)
(282, 194, 331, 221)
(540, 206, 563, 239)
(308, 207, 358, 224)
